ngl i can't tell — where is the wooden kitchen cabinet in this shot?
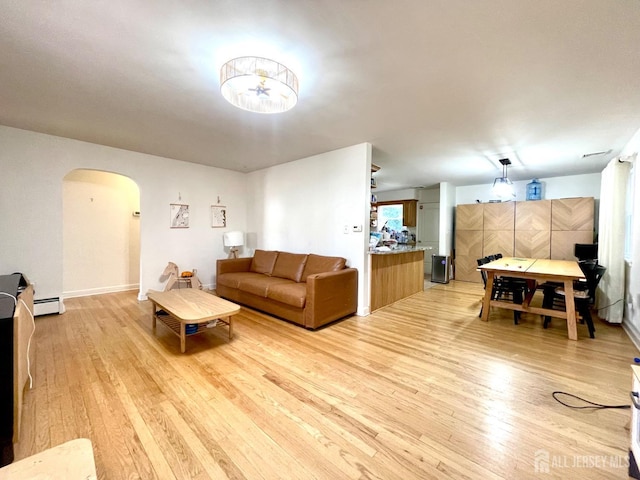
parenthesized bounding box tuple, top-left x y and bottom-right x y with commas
(483, 202, 514, 231)
(550, 197, 594, 260)
(454, 203, 484, 283)
(455, 203, 483, 230)
(482, 202, 514, 257)
(515, 200, 551, 258)
(454, 197, 594, 282)
(403, 200, 417, 227)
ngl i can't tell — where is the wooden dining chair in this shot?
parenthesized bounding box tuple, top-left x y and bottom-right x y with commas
(542, 264, 606, 338)
(477, 255, 527, 324)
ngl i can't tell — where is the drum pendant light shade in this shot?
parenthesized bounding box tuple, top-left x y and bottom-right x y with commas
(220, 56, 299, 114)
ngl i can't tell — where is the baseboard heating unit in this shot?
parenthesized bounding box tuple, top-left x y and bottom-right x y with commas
(34, 297, 64, 316)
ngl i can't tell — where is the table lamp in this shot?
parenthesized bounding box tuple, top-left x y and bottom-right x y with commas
(223, 231, 244, 259)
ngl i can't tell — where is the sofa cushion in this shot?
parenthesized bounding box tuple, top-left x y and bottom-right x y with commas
(301, 254, 346, 281)
(271, 252, 308, 282)
(217, 272, 264, 289)
(250, 250, 279, 275)
(267, 283, 307, 309)
(238, 276, 292, 297)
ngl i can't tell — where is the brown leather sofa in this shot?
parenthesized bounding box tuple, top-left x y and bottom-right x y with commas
(216, 250, 358, 329)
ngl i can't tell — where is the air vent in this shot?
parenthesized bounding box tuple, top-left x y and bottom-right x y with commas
(582, 149, 612, 158)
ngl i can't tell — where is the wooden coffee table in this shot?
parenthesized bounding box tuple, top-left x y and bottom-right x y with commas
(147, 289, 240, 353)
(0, 438, 97, 479)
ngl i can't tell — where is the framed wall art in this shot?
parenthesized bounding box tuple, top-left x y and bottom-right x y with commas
(170, 203, 189, 228)
(211, 205, 227, 228)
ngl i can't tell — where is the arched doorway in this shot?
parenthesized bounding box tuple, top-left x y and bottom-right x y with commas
(62, 169, 140, 297)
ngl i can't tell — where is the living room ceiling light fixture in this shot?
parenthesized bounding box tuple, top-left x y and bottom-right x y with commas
(492, 158, 515, 199)
(220, 56, 299, 114)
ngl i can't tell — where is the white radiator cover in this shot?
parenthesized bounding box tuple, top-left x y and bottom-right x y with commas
(33, 297, 65, 316)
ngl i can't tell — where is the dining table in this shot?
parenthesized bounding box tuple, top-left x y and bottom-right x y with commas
(478, 257, 586, 340)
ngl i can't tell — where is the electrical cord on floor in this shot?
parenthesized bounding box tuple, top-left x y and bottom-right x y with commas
(596, 298, 623, 311)
(21, 298, 36, 389)
(0, 291, 35, 389)
(552, 391, 630, 410)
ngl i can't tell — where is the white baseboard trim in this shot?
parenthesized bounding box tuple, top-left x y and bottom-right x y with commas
(623, 322, 640, 352)
(63, 284, 140, 299)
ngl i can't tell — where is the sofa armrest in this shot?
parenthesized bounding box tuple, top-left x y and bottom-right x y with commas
(305, 268, 358, 329)
(216, 257, 253, 275)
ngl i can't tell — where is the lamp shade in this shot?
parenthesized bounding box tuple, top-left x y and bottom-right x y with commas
(220, 56, 299, 114)
(491, 158, 515, 199)
(492, 177, 515, 199)
(223, 231, 244, 247)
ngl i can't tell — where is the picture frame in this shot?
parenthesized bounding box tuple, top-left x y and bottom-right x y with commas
(170, 203, 189, 228)
(211, 205, 227, 228)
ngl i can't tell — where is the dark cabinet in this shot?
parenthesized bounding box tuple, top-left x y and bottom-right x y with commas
(0, 274, 33, 467)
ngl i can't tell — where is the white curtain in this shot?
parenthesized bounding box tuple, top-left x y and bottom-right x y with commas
(597, 158, 631, 323)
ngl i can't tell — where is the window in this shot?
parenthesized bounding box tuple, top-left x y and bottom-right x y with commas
(377, 204, 403, 232)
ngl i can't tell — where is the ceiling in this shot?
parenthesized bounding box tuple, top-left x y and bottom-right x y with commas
(2, 1, 639, 192)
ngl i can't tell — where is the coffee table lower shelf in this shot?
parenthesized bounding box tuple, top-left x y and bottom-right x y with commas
(155, 312, 231, 338)
(147, 289, 240, 353)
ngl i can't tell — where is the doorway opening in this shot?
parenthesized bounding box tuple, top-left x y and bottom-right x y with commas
(62, 169, 140, 297)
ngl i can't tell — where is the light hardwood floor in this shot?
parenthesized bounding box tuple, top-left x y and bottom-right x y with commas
(14, 281, 638, 479)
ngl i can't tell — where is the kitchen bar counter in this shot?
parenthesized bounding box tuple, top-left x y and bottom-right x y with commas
(369, 248, 425, 311)
(369, 245, 429, 255)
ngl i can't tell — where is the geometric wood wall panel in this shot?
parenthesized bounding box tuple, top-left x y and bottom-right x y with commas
(483, 230, 515, 257)
(455, 230, 483, 257)
(483, 202, 515, 231)
(515, 230, 551, 258)
(454, 255, 482, 283)
(550, 230, 595, 260)
(515, 200, 551, 231)
(455, 204, 483, 230)
(551, 197, 594, 231)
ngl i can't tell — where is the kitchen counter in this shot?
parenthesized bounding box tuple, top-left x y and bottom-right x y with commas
(369, 245, 431, 255)
(369, 248, 425, 311)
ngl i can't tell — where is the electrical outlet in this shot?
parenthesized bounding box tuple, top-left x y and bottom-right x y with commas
(352, 225, 363, 232)
(343, 225, 349, 234)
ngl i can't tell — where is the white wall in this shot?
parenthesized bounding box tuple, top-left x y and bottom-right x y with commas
(246, 143, 372, 315)
(455, 173, 602, 204)
(419, 188, 440, 203)
(376, 187, 440, 203)
(0, 125, 247, 300)
(375, 188, 419, 202)
(621, 127, 640, 346)
(439, 182, 456, 258)
(63, 169, 140, 297)
(625, 161, 640, 344)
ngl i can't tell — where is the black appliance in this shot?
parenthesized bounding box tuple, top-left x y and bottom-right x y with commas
(0, 274, 25, 466)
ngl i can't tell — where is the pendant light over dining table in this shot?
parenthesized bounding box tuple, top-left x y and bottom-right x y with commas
(492, 158, 515, 199)
(220, 56, 299, 114)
